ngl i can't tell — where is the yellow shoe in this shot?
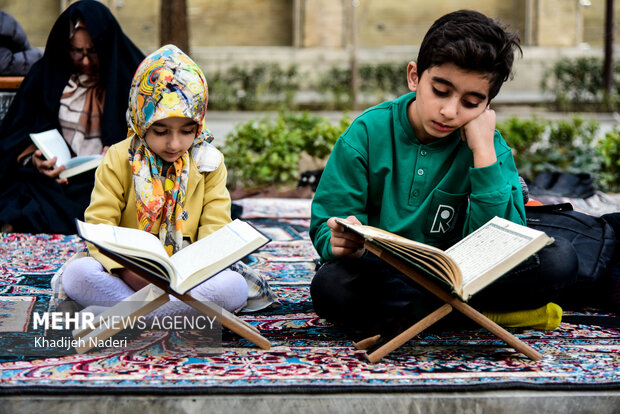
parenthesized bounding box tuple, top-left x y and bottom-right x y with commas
(482, 302, 563, 330)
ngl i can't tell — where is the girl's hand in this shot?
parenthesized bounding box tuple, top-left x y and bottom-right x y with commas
(461, 107, 497, 168)
(32, 150, 68, 184)
(117, 268, 149, 291)
(327, 215, 365, 258)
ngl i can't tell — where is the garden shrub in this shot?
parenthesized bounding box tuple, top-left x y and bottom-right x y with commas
(317, 67, 353, 110)
(497, 116, 547, 180)
(597, 128, 620, 192)
(541, 57, 620, 111)
(208, 63, 299, 110)
(546, 117, 601, 175)
(223, 114, 615, 193)
(219, 112, 351, 190)
(498, 116, 606, 189)
(209, 62, 411, 111)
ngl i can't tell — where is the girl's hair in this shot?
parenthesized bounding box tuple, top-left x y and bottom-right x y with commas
(416, 9, 522, 100)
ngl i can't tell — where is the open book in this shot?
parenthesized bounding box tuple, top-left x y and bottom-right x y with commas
(30, 129, 102, 178)
(75, 219, 270, 294)
(336, 216, 553, 301)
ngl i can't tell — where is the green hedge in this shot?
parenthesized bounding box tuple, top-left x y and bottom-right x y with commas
(497, 116, 620, 192)
(206, 58, 619, 112)
(220, 112, 619, 193)
(541, 57, 620, 111)
(219, 112, 351, 190)
(208, 62, 410, 111)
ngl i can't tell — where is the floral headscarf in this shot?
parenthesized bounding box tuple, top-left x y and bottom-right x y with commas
(126, 44, 222, 255)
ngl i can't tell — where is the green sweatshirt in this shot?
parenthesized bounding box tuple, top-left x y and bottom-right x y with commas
(310, 92, 525, 261)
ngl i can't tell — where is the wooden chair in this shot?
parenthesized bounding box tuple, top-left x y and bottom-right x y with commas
(354, 242, 542, 363)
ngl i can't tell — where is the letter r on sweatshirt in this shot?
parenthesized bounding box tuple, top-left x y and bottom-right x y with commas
(430, 204, 455, 234)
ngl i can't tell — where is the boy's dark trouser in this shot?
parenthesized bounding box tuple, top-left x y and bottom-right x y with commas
(310, 238, 578, 335)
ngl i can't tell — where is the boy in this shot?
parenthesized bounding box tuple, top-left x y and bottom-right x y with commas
(310, 10, 578, 335)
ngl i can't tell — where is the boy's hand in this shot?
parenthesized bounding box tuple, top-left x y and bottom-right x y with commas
(327, 215, 365, 258)
(32, 150, 68, 184)
(461, 107, 497, 168)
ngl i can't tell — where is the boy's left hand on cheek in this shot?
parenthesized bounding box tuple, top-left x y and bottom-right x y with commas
(461, 107, 497, 168)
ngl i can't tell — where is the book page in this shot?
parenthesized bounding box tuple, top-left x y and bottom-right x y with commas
(380, 239, 455, 283)
(171, 219, 268, 288)
(336, 218, 461, 284)
(76, 221, 171, 263)
(446, 218, 536, 287)
(377, 239, 458, 289)
(335, 219, 448, 256)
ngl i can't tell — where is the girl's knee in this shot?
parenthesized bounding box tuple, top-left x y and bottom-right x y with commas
(61, 257, 104, 298)
(220, 269, 249, 302)
(192, 269, 248, 313)
(61, 257, 134, 305)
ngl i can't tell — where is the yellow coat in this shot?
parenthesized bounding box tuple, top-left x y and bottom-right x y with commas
(85, 137, 232, 272)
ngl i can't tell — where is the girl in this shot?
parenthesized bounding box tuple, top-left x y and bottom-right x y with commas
(58, 44, 275, 315)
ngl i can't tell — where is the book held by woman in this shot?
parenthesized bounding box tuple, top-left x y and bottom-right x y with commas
(30, 129, 102, 178)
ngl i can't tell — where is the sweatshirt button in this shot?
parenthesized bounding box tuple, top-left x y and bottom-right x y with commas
(420, 150, 427, 156)
(417, 168, 424, 176)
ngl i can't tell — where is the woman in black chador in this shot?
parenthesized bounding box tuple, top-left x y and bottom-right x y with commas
(0, 0, 144, 234)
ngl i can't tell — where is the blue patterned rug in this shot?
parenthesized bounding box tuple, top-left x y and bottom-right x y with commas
(0, 198, 618, 394)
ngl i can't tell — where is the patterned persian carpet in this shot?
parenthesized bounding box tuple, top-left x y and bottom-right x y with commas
(0, 197, 618, 394)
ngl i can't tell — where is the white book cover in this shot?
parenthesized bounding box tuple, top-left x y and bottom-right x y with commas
(30, 129, 102, 178)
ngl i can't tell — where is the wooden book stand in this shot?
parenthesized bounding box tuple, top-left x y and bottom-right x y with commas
(354, 242, 542, 363)
(72, 250, 271, 353)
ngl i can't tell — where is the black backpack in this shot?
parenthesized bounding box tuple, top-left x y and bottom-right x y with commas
(525, 203, 617, 308)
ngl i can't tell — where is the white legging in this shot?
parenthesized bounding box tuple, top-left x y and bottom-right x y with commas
(61, 257, 249, 316)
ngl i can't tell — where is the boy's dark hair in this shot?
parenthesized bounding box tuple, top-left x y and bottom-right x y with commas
(416, 9, 522, 100)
